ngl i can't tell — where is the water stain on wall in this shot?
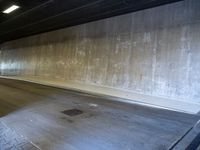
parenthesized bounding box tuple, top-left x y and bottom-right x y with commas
(0, 0, 200, 104)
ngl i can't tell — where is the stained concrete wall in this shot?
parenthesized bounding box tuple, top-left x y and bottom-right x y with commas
(0, 0, 200, 113)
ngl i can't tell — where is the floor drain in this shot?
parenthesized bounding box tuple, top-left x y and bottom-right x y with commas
(62, 109, 83, 116)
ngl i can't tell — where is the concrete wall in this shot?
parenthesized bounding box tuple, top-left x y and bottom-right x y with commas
(0, 0, 200, 113)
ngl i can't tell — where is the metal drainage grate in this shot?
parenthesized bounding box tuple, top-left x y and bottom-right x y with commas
(62, 109, 83, 116)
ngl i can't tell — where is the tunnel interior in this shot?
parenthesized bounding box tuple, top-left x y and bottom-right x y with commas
(0, 0, 200, 150)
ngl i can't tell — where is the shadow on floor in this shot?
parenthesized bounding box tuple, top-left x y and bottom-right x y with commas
(0, 78, 65, 117)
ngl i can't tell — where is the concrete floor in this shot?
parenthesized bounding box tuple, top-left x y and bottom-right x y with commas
(0, 78, 199, 150)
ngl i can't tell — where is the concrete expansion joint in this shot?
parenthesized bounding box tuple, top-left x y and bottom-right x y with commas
(195, 120, 200, 131)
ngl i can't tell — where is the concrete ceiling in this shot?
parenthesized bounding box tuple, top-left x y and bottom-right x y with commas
(0, 0, 182, 43)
